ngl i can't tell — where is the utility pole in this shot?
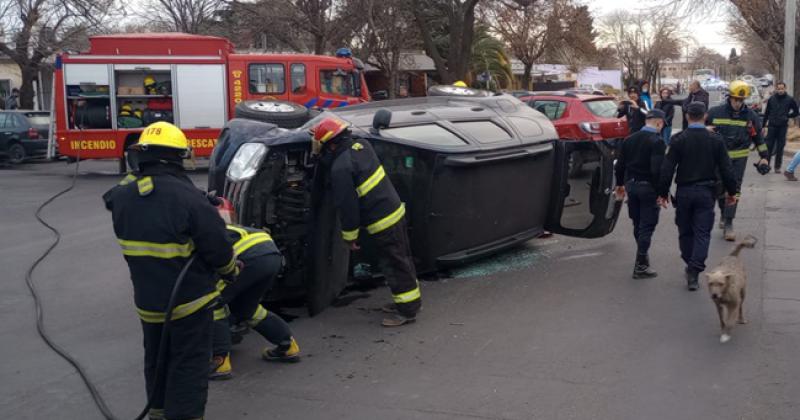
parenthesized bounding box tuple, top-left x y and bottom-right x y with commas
(783, 0, 796, 94)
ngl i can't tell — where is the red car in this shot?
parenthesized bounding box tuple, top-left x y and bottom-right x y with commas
(520, 92, 628, 142)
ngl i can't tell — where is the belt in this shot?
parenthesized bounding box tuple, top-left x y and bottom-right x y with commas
(683, 180, 717, 187)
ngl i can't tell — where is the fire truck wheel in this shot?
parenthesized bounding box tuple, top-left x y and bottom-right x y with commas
(235, 100, 310, 128)
(426, 85, 492, 97)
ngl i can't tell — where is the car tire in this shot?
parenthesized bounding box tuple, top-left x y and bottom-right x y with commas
(234, 100, 310, 128)
(427, 85, 492, 97)
(8, 142, 25, 164)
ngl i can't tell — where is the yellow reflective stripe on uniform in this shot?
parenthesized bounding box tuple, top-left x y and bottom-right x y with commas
(366, 203, 405, 235)
(712, 118, 747, 127)
(137, 176, 153, 196)
(728, 149, 750, 159)
(119, 173, 137, 186)
(342, 228, 359, 241)
(393, 282, 421, 304)
(247, 305, 268, 327)
(356, 165, 386, 197)
(226, 225, 249, 238)
(213, 305, 229, 321)
(137, 290, 220, 323)
(218, 256, 237, 275)
(118, 239, 194, 258)
(215, 279, 227, 292)
(233, 232, 272, 256)
(757, 144, 768, 152)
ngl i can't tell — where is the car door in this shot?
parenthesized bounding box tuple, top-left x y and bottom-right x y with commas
(544, 139, 622, 238)
(0, 113, 13, 151)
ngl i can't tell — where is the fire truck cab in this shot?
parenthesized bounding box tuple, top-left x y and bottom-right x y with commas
(51, 33, 369, 167)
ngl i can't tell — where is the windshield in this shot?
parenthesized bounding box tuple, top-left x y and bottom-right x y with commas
(584, 100, 619, 118)
(25, 113, 50, 127)
(320, 69, 356, 97)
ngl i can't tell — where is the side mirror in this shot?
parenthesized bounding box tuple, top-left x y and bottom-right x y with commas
(372, 109, 392, 133)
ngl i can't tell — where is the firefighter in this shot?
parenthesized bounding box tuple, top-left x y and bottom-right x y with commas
(103, 121, 239, 420)
(311, 116, 422, 327)
(209, 203, 300, 380)
(706, 80, 770, 241)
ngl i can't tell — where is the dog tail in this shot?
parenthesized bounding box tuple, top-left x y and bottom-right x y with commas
(730, 234, 758, 257)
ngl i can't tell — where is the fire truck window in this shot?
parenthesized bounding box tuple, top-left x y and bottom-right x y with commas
(291, 64, 306, 93)
(249, 64, 285, 94)
(320, 69, 355, 96)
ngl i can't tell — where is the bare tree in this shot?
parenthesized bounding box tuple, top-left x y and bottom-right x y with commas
(411, 0, 481, 84)
(0, 0, 113, 108)
(139, 0, 225, 33)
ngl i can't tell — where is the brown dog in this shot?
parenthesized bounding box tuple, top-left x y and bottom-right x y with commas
(705, 235, 757, 343)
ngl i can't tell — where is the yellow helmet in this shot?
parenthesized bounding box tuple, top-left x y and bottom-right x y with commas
(134, 122, 188, 151)
(121, 104, 132, 112)
(728, 80, 750, 99)
(144, 76, 156, 86)
(453, 80, 467, 87)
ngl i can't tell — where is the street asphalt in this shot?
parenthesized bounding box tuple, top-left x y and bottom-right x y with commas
(1, 152, 798, 420)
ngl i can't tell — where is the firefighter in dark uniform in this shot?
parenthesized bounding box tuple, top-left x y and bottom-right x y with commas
(311, 116, 421, 327)
(614, 109, 667, 279)
(209, 201, 300, 380)
(103, 122, 239, 420)
(658, 102, 739, 291)
(706, 80, 771, 241)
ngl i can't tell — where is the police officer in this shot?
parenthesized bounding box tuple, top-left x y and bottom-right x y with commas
(707, 80, 770, 241)
(311, 116, 421, 327)
(614, 109, 667, 278)
(209, 202, 300, 380)
(762, 81, 799, 172)
(103, 122, 239, 420)
(658, 102, 739, 291)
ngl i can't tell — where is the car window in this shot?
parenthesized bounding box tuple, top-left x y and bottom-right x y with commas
(530, 100, 567, 120)
(290, 64, 306, 93)
(249, 63, 285, 94)
(320, 69, 355, 96)
(584, 100, 619, 118)
(452, 121, 512, 143)
(507, 117, 543, 138)
(381, 124, 468, 146)
(24, 113, 49, 127)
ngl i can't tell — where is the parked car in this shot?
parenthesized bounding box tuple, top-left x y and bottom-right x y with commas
(756, 77, 772, 87)
(0, 110, 50, 164)
(744, 84, 764, 115)
(208, 95, 622, 315)
(519, 91, 628, 143)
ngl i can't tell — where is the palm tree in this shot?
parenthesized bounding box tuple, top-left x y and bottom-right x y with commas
(470, 26, 513, 91)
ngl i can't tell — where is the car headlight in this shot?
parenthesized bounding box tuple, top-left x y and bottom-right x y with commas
(227, 143, 267, 182)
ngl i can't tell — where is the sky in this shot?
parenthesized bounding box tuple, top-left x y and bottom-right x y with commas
(583, 0, 740, 58)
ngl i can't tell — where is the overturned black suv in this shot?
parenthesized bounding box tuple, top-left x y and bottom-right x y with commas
(208, 95, 621, 315)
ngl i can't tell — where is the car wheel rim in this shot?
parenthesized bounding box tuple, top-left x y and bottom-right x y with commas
(249, 102, 296, 113)
(10, 145, 23, 161)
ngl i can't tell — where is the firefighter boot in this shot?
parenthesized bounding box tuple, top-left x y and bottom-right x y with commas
(252, 309, 300, 363)
(686, 268, 700, 291)
(382, 312, 416, 327)
(209, 353, 232, 380)
(262, 337, 301, 363)
(723, 218, 736, 242)
(632, 254, 658, 279)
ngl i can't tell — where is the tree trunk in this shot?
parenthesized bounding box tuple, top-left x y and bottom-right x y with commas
(522, 61, 534, 90)
(314, 33, 325, 55)
(19, 66, 38, 109)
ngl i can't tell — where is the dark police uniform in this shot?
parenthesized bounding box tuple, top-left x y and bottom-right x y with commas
(706, 100, 769, 229)
(762, 91, 799, 170)
(104, 165, 237, 419)
(658, 117, 738, 289)
(324, 134, 421, 318)
(615, 120, 666, 277)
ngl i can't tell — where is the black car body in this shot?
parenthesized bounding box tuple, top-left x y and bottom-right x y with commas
(0, 110, 50, 163)
(209, 95, 622, 315)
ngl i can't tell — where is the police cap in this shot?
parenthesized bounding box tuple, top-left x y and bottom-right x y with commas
(686, 101, 707, 117)
(646, 109, 666, 121)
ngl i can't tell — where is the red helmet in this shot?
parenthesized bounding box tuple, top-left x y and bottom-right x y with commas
(311, 117, 350, 144)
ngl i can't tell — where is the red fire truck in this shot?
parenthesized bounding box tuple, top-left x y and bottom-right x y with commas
(50, 33, 369, 168)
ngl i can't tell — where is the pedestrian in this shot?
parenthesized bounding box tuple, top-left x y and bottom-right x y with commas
(676, 81, 682, 95)
(657, 102, 739, 291)
(311, 116, 422, 327)
(681, 81, 709, 130)
(6, 88, 19, 110)
(639, 80, 653, 110)
(654, 87, 680, 144)
(783, 150, 800, 181)
(707, 80, 770, 241)
(103, 122, 239, 420)
(614, 109, 667, 279)
(618, 86, 648, 134)
(762, 81, 799, 173)
(209, 209, 301, 380)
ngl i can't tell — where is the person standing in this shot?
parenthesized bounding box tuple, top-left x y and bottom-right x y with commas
(618, 86, 648, 134)
(654, 87, 680, 144)
(614, 109, 667, 279)
(639, 80, 653, 110)
(103, 122, 239, 420)
(312, 116, 421, 327)
(707, 80, 770, 241)
(681, 81, 709, 130)
(5, 88, 19, 110)
(658, 102, 739, 291)
(762, 81, 799, 173)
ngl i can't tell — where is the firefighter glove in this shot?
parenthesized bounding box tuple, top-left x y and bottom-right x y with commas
(754, 161, 771, 175)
